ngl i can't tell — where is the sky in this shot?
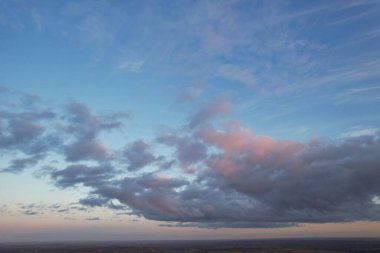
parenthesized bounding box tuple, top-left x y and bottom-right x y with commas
(0, 0, 380, 242)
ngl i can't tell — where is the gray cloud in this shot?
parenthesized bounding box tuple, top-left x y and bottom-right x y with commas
(15, 202, 94, 217)
(95, 174, 189, 220)
(85, 217, 100, 221)
(177, 83, 205, 102)
(2, 88, 380, 228)
(0, 90, 60, 173)
(23, 210, 40, 216)
(80, 128, 380, 227)
(161, 221, 297, 229)
(63, 102, 127, 162)
(123, 140, 157, 171)
(0, 95, 128, 173)
(65, 102, 125, 139)
(65, 139, 108, 162)
(188, 98, 231, 128)
(1, 155, 43, 173)
(51, 164, 116, 188)
(79, 196, 109, 207)
(157, 133, 207, 167)
(0, 111, 57, 153)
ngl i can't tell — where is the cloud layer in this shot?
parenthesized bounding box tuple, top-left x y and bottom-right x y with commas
(1, 87, 380, 228)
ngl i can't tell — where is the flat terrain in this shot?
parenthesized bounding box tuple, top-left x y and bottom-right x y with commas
(1, 239, 380, 253)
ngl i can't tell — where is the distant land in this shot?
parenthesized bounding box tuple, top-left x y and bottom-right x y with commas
(1, 238, 380, 253)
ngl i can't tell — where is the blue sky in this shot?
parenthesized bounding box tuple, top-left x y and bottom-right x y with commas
(0, 0, 380, 242)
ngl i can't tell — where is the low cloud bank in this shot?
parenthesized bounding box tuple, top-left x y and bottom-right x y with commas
(1, 87, 380, 228)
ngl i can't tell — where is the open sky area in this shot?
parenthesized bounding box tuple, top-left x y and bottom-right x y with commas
(0, 0, 380, 242)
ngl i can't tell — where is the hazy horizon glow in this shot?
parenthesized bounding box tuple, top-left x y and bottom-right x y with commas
(1, 0, 380, 242)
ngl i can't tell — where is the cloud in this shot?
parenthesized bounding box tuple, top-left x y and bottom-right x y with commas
(123, 140, 157, 171)
(14, 202, 98, 218)
(95, 174, 189, 220)
(23, 210, 40, 216)
(330, 4, 380, 26)
(0, 89, 60, 173)
(188, 98, 232, 128)
(177, 83, 205, 102)
(17, 203, 75, 216)
(117, 59, 145, 73)
(64, 217, 76, 221)
(157, 133, 207, 167)
(65, 102, 125, 139)
(196, 122, 255, 151)
(65, 139, 108, 162)
(161, 221, 297, 229)
(335, 86, 380, 104)
(116, 123, 380, 226)
(218, 64, 256, 88)
(342, 128, 380, 138)
(51, 164, 116, 188)
(0, 110, 56, 153)
(0, 93, 128, 173)
(2, 88, 380, 228)
(61, 119, 380, 228)
(85, 217, 100, 221)
(79, 196, 109, 208)
(64, 0, 128, 49)
(63, 102, 127, 162)
(1, 155, 42, 173)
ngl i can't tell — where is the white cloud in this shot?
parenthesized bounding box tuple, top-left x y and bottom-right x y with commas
(218, 64, 256, 88)
(117, 59, 145, 73)
(342, 128, 379, 138)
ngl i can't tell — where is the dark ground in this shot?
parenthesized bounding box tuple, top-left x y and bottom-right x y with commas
(1, 238, 380, 253)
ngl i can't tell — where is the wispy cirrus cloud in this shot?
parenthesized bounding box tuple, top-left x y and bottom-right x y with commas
(335, 86, 380, 104)
(3, 0, 379, 100)
(218, 64, 256, 88)
(117, 59, 145, 73)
